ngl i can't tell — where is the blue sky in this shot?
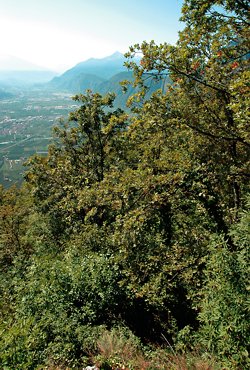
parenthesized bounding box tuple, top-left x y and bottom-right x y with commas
(0, 0, 184, 71)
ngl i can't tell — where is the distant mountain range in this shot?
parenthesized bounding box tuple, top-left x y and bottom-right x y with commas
(0, 52, 170, 106)
(0, 70, 58, 85)
(48, 52, 169, 107)
(0, 55, 58, 84)
(0, 55, 47, 71)
(49, 52, 128, 90)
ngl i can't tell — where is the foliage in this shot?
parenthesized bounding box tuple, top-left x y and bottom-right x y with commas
(0, 248, 128, 368)
(25, 91, 128, 241)
(0, 185, 33, 269)
(197, 197, 250, 368)
(125, 0, 250, 229)
(0, 0, 249, 368)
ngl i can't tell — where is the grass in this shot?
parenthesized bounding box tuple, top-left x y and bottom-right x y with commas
(91, 327, 219, 370)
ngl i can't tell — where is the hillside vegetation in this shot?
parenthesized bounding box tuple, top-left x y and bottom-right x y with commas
(0, 1, 249, 369)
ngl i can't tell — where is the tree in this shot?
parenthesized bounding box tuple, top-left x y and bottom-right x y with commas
(25, 91, 128, 240)
(125, 0, 250, 241)
(0, 185, 33, 270)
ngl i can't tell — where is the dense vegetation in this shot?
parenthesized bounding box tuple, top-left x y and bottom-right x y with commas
(0, 1, 249, 369)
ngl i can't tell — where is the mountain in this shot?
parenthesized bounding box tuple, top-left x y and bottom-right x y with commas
(49, 52, 128, 91)
(0, 55, 58, 84)
(0, 70, 58, 85)
(63, 51, 127, 79)
(50, 72, 105, 93)
(98, 71, 135, 107)
(0, 55, 46, 71)
(48, 52, 170, 108)
(98, 71, 134, 94)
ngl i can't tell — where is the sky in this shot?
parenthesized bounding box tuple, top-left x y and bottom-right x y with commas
(0, 0, 184, 72)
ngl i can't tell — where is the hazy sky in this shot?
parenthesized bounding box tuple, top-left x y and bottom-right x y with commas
(0, 0, 184, 72)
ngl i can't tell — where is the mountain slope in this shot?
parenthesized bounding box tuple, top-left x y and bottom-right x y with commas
(50, 72, 105, 93)
(64, 51, 127, 79)
(48, 52, 170, 107)
(49, 52, 128, 90)
(98, 71, 135, 107)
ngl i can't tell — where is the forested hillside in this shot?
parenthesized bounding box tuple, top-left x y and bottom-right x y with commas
(0, 1, 249, 369)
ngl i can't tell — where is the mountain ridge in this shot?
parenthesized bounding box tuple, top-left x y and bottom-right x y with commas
(50, 51, 128, 87)
(48, 52, 169, 107)
(0, 55, 52, 72)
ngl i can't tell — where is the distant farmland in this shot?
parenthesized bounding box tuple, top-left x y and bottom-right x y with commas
(0, 88, 77, 186)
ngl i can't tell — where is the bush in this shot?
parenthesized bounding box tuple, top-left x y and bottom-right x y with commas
(197, 198, 250, 368)
(0, 248, 127, 368)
